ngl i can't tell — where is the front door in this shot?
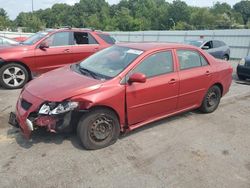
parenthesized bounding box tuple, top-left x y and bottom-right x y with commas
(35, 31, 72, 73)
(126, 50, 179, 125)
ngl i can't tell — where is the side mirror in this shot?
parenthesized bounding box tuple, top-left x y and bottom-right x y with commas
(202, 46, 209, 50)
(39, 41, 49, 49)
(128, 73, 146, 84)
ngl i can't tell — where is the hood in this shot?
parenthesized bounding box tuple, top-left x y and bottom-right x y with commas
(25, 65, 103, 101)
(0, 44, 31, 53)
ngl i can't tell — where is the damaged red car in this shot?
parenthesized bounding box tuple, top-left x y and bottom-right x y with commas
(9, 43, 233, 150)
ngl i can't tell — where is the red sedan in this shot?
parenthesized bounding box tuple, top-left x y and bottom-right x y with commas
(9, 43, 233, 149)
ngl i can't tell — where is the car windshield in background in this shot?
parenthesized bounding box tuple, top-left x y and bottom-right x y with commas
(22, 32, 48, 45)
(79, 46, 143, 79)
(184, 40, 203, 47)
(97, 34, 116, 44)
(0, 37, 18, 45)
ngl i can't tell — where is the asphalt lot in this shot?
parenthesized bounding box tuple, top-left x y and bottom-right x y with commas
(0, 60, 249, 188)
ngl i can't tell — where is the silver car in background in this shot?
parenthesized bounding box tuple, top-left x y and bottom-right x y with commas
(184, 40, 230, 61)
(0, 36, 19, 46)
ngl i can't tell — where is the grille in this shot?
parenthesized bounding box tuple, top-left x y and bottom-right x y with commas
(21, 99, 32, 111)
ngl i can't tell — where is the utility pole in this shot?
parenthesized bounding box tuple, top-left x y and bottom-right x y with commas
(169, 18, 175, 30)
(32, 0, 34, 13)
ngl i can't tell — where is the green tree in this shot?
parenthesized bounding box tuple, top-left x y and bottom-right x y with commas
(190, 8, 216, 29)
(0, 8, 11, 30)
(15, 13, 45, 32)
(233, 1, 250, 25)
(0, 8, 8, 18)
(11, 0, 250, 32)
(211, 2, 232, 15)
(168, 0, 191, 23)
(114, 7, 141, 31)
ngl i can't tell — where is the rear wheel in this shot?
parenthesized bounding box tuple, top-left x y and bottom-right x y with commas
(0, 63, 28, 89)
(223, 54, 229, 61)
(77, 108, 120, 150)
(199, 85, 221, 113)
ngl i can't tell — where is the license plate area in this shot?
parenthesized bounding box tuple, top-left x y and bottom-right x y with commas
(8, 112, 19, 128)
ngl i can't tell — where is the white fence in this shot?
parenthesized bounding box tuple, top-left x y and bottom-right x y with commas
(0, 31, 33, 38)
(110, 29, 250, 59)
(1, 29, 250, 59)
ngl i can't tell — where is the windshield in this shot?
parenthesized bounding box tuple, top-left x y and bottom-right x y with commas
(79, 46, 143, 79)
(22, 32, 48, 45)
(184, 40, 203, 47)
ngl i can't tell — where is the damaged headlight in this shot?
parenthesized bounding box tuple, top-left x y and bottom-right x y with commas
(39, 101, 79, 115)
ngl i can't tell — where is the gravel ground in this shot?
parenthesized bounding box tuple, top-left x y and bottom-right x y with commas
(0, 60, 249, 188)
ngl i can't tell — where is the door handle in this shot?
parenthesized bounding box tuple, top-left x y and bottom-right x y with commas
(63, 49, 70, 53)
(205, 70, 211, 76)
(168, 79, 176, 84)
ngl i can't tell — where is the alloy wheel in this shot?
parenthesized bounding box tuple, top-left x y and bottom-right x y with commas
(2, 66, 26, 87)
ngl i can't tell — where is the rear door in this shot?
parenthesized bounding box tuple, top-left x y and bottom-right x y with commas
(206, 40, 220, 58)
(176, 49, 212, 110)
(71, 32, 100, 63)
(35, 31, 72, 73)
(210, 40, 224, 59)
(126, 50, 179, 125)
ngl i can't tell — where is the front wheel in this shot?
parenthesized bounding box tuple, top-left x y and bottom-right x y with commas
(0, 63, 29, 89)
(77, 108, 120, 150)
(199, 85, 221, 113)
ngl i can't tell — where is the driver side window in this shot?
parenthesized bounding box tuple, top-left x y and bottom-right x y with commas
(203, 41, 213, 49)
(44, 32, 70, 47)
(131, 51, 174, 78)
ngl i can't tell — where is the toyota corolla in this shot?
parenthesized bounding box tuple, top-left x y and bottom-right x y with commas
(9, 43, 233, 150)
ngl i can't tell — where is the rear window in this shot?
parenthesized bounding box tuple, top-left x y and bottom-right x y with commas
(97, 34, 116, 44)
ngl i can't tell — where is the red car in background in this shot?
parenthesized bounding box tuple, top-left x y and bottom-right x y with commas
(9, 43, 233, 150)
(0, 28, 115, 89)
(13, 37, 28, 42)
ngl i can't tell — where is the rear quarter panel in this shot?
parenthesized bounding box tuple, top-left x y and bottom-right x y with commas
(210, 60, 233, 96)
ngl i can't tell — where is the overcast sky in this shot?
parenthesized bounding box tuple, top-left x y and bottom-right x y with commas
(0, 0, 241, 20)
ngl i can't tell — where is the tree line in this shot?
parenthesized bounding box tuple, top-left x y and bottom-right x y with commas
(1, 0, 250, 32)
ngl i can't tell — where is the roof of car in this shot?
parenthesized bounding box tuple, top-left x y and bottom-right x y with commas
(117, 42, 198, 51)
(44, 28, 106, 34)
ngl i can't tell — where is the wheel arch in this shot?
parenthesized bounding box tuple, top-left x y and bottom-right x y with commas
(0, 61, 32, 80)
(87, 105, 121, 125)
(211, 82, 223, 96)
(223, 54, 229, 60)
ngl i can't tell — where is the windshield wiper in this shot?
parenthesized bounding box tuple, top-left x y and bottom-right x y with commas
(78, 66, 98, 79)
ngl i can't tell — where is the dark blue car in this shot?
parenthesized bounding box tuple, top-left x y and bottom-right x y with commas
(237, 56, 250, 80)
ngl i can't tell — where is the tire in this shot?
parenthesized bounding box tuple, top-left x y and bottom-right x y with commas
(223, 54, 229, 61)
(0, 63, 29, 89)
(199, 85, 221, 113)
(77, 108, 120, 150)
(237, 74, 246, 80)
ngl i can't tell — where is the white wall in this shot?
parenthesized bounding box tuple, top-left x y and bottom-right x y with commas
(1, 29, 250, 59)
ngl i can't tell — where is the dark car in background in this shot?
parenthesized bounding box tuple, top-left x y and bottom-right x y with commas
(237, 56, 250, 80)
(184, 40, 230, 61)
